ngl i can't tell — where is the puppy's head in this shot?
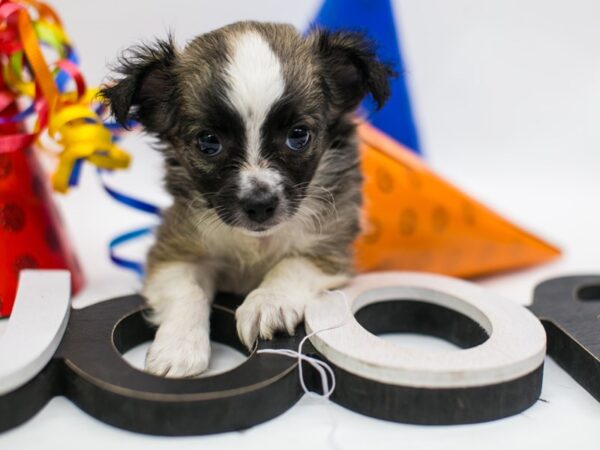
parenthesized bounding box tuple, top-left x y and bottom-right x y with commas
(101, 22, 393, 234)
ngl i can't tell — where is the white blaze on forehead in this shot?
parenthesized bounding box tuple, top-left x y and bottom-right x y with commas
(225, 31, 286, 195)
(225, 31, 285, 115)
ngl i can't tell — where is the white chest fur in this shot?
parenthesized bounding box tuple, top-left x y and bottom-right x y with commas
(200, 219, 323, 294)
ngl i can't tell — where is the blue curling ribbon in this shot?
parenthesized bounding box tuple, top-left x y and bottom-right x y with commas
(98, 169, 161, 215)
(64, 161, 160, 278)
(108, 226, 154, 278)
(99, 169, 161, 278)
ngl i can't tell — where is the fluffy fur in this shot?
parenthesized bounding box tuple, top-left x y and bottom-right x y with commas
(101, 21, 393, 377)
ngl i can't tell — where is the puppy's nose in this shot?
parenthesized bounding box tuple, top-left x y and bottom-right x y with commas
(241, 195, 279, 223)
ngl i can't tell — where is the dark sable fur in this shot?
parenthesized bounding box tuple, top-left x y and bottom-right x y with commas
(100, 21, 393, 283)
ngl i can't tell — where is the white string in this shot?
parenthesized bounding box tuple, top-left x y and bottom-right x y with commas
(257, 290, 352, 399)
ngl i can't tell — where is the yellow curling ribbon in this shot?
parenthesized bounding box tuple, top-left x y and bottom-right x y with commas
(1, 1, 131, 193)
(49, 104, 131, 192)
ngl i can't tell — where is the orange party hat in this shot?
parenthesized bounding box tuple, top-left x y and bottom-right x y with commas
(354, 123, 560, 278)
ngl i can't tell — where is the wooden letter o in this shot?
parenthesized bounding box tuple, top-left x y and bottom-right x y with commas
(305, 272, 547, 424)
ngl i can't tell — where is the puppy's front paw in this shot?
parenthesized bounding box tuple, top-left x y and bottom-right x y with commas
(145, 326, 210, 378)
(236, 288, 309, 349)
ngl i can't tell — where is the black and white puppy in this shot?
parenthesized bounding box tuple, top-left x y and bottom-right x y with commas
(101, 21, 393, 377)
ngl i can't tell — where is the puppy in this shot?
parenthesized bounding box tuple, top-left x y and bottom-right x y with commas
(101, 21, 393, 377)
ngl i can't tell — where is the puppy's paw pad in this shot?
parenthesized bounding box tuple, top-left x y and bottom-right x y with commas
(145, 330, 210, 378)
(235, 288, 307, 349)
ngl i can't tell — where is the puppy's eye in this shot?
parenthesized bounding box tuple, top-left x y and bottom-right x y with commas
(196, 131, 222, 156)
(285, 126, 311, 151)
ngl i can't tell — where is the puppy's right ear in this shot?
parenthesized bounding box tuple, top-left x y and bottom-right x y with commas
(310, 29, 395, 114)
(100, 37, 177, 133)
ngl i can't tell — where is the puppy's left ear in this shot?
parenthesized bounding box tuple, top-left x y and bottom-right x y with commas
(99, 37, 177, 134)
(311, 29, 395, 113)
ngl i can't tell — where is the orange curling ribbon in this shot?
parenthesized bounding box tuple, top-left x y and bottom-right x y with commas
(17, 9, 58, 106)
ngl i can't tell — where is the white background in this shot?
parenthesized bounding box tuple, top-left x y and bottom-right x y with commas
(1, 0, 600, 448)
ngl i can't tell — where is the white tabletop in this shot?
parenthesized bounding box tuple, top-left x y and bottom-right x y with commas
(1, 0, 599, 448)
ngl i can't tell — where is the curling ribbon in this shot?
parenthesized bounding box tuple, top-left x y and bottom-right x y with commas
(0, 0, 130, 192)
(0, 0, 158, 276)
(99, 167, 161, 277)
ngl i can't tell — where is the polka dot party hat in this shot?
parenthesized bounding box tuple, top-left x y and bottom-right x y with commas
(0, 102, 84, 318)
(354, 123, 561, 277)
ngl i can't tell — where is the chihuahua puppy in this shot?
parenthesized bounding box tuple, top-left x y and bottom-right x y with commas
(101, 21, 392, 377)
